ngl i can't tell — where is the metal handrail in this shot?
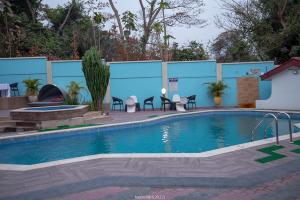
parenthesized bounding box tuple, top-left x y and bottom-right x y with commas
(251, 113, 279, 145)
(264, 112, 293, 143)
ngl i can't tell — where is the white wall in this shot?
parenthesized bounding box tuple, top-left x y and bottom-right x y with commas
(256, 69, 300, 110)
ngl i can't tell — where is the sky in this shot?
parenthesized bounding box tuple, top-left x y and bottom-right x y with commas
(45, 0, 223, 46)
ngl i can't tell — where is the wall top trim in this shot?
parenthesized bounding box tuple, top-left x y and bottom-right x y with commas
(0, 56, 47, 60)
(220, 61, 274, 65)
(108, 60, 162, 64)
(166, 60, 216, 64)
(50, 60, 82, 63)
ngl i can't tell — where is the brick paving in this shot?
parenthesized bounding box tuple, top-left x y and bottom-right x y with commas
(0, 109, 300, 199)
(0, 138, 300, 200)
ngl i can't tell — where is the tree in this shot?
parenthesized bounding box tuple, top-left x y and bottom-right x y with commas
(217, 0, 300, 64)
(93, 12, 107, 52)
(171, 41, 208, 61)
(107, 0, 206, 58)
(82, 47, 110, 111)
(211, 30, 259, 62)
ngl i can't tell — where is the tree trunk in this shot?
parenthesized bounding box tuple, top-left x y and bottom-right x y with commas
(26, 0, 36, 23)
(277, 0, 288, 30)
(162, 3, 167, 61)
(4, 15, 11, 57)
(58, 1, 74, 34)
(138, 0, 162, 57)
(108, 0, 127, 59)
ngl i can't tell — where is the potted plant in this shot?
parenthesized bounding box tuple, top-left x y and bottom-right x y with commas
(208, 81, 227, 106)
(65, 81, 84, 105)
(23, 79, 40, 102)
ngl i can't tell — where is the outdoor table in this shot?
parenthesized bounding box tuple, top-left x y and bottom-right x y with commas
(0, 84, 11, 97)
(172, 97, 188, 110)
(125, 103, 141, 112)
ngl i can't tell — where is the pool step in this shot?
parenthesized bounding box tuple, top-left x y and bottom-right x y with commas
(0, 121, 16, 127)
(15, 121, 38, 127)
(0, 126, 36, 133)
(0, 116, 10, 121)
(0, 120, 38, 133)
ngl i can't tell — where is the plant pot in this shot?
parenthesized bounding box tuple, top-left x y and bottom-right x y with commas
(214, 96, 222, 106)
(28, 95, 38, 102)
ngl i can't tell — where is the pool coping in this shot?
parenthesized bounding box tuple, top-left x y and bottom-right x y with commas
(11, 105, 88, 112)
(1, 108, 300, 171)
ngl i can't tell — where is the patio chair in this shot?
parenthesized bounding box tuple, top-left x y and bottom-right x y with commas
(187, 95, 196, 109)
(172, 94, 187, 112)
(112, 96, 124, 111)
(160, 96, 175, 111)
(143, 96, 154, 111)
(10, 82, 20, 96)
(125, 96, 136, 113)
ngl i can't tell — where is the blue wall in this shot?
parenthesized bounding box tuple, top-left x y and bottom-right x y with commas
(110, 61, 163, 108)
(0, 57, 274, 109)
(0, 57, 47, 95)
(167, 61, 217, 107)
(222, 62, 274, 106)
(51, 61, 91, 102)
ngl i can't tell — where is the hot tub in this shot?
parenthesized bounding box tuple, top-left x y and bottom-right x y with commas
(10, 105, 89, 121)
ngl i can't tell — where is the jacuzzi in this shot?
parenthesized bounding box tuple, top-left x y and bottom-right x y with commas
(10, 105, 89, 121)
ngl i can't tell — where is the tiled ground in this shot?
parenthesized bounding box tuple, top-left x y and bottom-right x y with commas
(0, 138, 300, 200)
(1, 109, 300, 199)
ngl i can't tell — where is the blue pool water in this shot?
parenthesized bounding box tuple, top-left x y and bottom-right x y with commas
(0, 111, 299, 165)
(25, 105, 78, 111)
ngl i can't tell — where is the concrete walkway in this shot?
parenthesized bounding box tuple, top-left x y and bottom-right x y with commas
(0, 138, 300, 200)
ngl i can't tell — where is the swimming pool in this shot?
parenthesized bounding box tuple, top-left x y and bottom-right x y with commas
(0, 111, 299, 165)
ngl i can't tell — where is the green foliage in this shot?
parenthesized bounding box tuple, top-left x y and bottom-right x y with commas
(65, 81, 84, 105)
(219, 0, 300, 64)
(211, 31, 259, 62)
(207, 81, 228, 97)
(152, 22, 163, 34)
(64, 96, 79, 105)
(171, 41, 208, 61)
(82, 47, 110, 111)
(93, 12, 106, 26)
(82, 101, 97, 111)
(122, 11, 137, 38)
(23, 79, 40, 96)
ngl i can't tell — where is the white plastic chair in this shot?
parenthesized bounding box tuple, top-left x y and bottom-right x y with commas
(131, 95, 138, 103)
(172, 94, 186, 112)
(126, 96, 137, 113)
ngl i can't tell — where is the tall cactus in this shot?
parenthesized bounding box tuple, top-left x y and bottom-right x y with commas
(82, 47, 110, 111)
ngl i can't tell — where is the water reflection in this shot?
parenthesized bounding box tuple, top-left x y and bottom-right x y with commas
(161, 125, 172, 152)
(161, 125, 170, 143)
(209, 117, 226, 148)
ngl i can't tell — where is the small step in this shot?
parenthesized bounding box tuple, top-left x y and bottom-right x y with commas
(0, 121, 38, 133)
(0, 126, 36, 133)
(16, 121, 38, 127)
(15, 126, 37, 132)
(0, 126, 17, 133)
(0, 121, 16, 127)
(0, 117, 10, 121)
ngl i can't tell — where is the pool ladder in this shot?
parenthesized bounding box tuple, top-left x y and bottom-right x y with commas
(251, 112, 293, 145)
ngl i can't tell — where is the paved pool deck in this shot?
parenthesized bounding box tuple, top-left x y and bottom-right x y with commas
(1, 109, 300, 199)
(1, 138, 300, 200)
